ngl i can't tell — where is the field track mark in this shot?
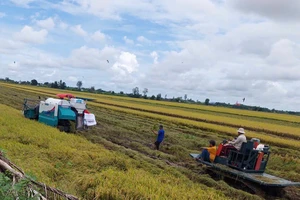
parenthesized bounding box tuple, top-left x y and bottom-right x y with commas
(90, 100, 300, 140)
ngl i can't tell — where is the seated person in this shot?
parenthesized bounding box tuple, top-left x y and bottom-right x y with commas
(224, 127, 247, 151)
(196, 140, 217, 163)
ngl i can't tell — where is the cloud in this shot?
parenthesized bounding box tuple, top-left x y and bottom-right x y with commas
(266, 39, 299, 66)
(68, 76, 78, 82)
(0, 45, 66, 84)
(71, 24, 87, 37)
(228, 0, 300, 21)
(14, 26, 48, 44)
(4, 0, 300, 110)
(53, 0, 217, 23)
(141, 26, 300, 109)
(112, 52, 139, 76)
(36, 17, 55, 30)
(67, 46, 119, 69)
(0, 38, 25, 54)
(66, 46, 139, 85)
(10, 0, 35, 7)
(44, 70, 56, 77)
(59, 21, 69, 30)
(123, 36, 134, 45)
(150, 51, 158, 64)
(91, 31, 106, 42)
(137, 36, 151, 43)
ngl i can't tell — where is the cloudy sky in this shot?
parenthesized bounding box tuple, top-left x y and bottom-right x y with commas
(1, 0, 300, 111)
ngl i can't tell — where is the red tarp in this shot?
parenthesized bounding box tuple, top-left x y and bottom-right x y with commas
(56, 93, 75, 99)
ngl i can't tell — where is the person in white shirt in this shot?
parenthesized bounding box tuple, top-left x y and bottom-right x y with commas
(227, 128, 247, 151)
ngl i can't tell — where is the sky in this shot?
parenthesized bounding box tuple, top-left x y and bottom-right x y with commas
(1, 0, 300, 111)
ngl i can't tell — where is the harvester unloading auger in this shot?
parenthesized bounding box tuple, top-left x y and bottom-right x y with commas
(190, 139, 300, 197)
(23, 93, 96, 132)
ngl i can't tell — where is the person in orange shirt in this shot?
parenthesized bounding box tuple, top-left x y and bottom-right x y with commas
(196, 140, 217, 163)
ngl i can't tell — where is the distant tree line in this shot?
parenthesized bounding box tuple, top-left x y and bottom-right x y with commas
(1, 77, 299, 115)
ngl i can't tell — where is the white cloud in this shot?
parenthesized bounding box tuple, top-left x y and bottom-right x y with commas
(67, 46, 119, 69)
(54, 0, 217, 23)
(123, 36, 134, 45)
(65, 46, 139, 85)
(44, 70, 56, 77)
(137, 36, 151, 43)
(10, 0, 35, 7)
(228, 0, 300, 21)
(68, 76, 78, 81)
(112, 52, 139, 76)
(59, 21, 69, 30)
(266, 39, 299, 66)
(150, 51, 158, 64)
(71, 24, 87, 37)
(0, 45, 66, 84)
(36, 17, 55, 30)
(0, 38, 25, 54)
(14, 26, 48, 44)
(91, 31, 106, 42)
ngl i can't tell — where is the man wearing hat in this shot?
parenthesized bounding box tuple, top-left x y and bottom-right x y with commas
(227, 128, 247, 151)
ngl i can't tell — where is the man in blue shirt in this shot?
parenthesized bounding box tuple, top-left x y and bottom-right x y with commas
(152, 125, 165, 150)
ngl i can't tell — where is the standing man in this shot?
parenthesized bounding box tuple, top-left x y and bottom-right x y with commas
(152, 125, 165, 150)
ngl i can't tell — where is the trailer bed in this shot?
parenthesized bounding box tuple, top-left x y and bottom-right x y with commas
(190, 153, 300, 187)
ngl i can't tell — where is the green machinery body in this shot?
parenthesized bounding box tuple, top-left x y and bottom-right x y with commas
(23, 98, 76, 132)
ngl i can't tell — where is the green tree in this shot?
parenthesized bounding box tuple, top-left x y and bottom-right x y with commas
(156, 93, 162, 100)
(142, 88, 148, 98)
(59, 80, 66, 89)
(77, 81, 83, 90)
(205, 98, 210, 105)
(61, 82, 66, 89)
(90, 86, 95, 93)
(132, 87, 140, 97)
(30, 79, 38, 86)
(50, 81, 59, 88)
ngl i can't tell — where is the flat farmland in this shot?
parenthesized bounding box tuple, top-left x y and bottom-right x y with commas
(0, 82, 299, 200)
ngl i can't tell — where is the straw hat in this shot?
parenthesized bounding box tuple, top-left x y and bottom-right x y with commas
(237, 128, 245, 134)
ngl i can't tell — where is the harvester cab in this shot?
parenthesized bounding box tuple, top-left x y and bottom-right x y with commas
(23, 99, 40, 120)
(23, 95, 97, 132)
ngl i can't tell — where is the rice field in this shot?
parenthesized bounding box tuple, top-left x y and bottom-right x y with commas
(0, 82, 299, 199)
(3, 82, 300, 123)
(2, 83, 299, 148)
(0, 104, 228, 200)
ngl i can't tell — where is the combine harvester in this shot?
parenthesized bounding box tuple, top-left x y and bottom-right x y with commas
(190, 139, 300, 197)
(23, 93, 96, 132)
